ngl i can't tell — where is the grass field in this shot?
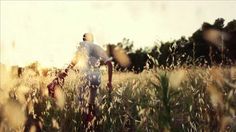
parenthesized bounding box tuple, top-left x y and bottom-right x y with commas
(0, 65, 236, 131)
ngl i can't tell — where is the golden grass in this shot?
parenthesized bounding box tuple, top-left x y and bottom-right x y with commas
(0, 65, 235, 131)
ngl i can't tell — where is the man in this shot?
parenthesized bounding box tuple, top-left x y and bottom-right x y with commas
(47, 33, 113, 128)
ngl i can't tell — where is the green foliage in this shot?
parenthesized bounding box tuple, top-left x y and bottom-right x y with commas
(112, 18, 236, 73)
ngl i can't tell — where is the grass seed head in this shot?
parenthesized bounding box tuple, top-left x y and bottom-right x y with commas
(3, 101, 26, 129)
(54, 86, 65, 109)
(169, 69, 187, 89)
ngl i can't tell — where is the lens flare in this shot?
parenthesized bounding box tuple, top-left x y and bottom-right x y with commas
(113, 47, 131, 67)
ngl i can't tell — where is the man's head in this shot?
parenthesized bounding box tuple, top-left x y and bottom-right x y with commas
(83, 33, 94, 42)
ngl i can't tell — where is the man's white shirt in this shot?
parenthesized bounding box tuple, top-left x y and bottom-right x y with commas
(75, 41, 111, 73)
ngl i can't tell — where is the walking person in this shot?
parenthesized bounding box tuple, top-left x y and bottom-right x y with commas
(47, 33, 113, 130)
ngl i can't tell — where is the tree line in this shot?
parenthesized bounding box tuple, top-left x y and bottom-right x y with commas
(107, 18, 236, 73)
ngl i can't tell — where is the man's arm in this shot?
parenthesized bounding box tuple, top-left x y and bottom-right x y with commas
(106, 61, 113, 92)
(58, 51, 79, 78)
(92, 44, 113, 92)
(48, 53, 79, 97)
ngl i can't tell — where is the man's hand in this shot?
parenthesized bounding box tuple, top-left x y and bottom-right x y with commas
(58, 71, 67, 79)
(47, 77, 65, 98)
(107, 81, 112, 93)
(47, 78, 58, 98)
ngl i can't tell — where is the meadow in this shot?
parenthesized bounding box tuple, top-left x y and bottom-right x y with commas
(0, 63, 236, 132)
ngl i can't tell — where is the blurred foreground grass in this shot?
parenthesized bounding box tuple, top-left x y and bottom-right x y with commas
(0, 66, 236, 131)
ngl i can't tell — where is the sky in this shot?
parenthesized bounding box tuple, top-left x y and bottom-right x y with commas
(1, 1, 236, 68)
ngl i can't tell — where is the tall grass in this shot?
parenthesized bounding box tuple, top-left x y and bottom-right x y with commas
(0, 65, 235, 131)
